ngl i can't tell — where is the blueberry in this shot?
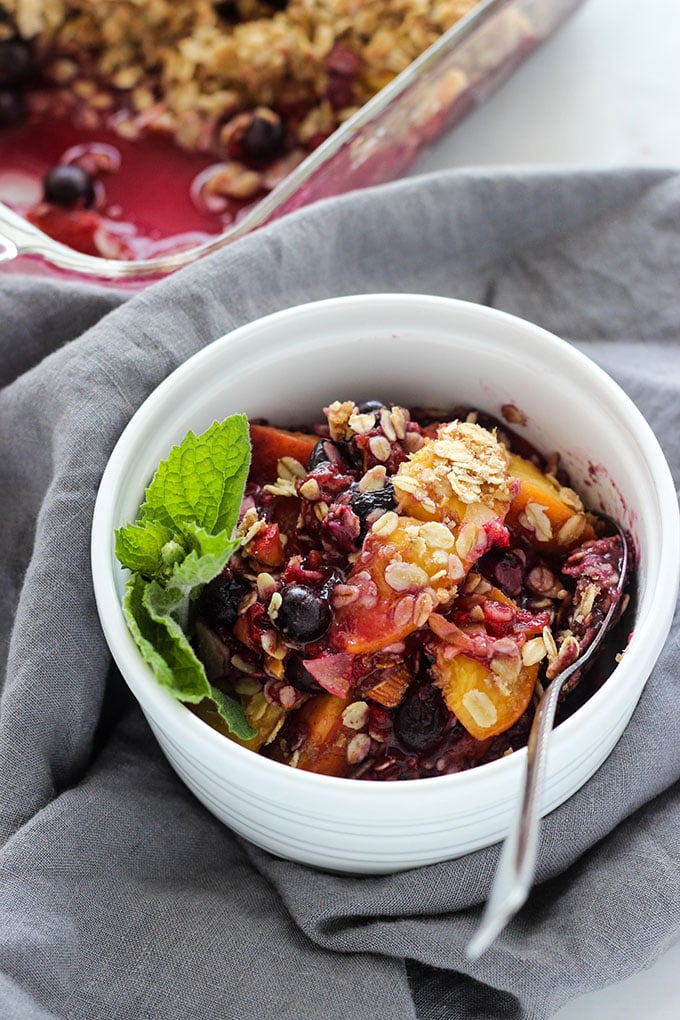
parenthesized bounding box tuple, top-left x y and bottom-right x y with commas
(241, 111, 284, 165)
(286, 656, 323, 693)
(357, 400, 388, 415)
(0, 40, 32, 88)
(308, 439, 332, 469)
(197, 573, 250, 627)
(307, 438, 347, 470)
(43, 164, 96, 208)
(0, 88, 25, 127)
(213, 1, 240, 22)
(488, 550, 524, 598)
(349, 478, 395, 532)
(394, 682, 448, 753)
(275, 584, 332, 644)
(478, 548, 525, 599)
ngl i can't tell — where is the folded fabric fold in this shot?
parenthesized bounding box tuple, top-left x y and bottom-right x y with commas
(1, 166, 679, 1020)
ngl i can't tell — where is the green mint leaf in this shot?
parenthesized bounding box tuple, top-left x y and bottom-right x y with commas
(138, 416, 251, 537)
(142, 578, 187, 625)
(160, 539, 186, 571)
(122, 576, 255, 738)
(123, 574, 210, 703)
(208, 686, 257, 740)
(115, 520, 174, 576)
(168, 529, 241, 595)
(182, 520, 240, 559)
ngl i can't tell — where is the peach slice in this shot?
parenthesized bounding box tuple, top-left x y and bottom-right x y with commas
(432, 651, 539, 741)
(429, 582, 549, 740)
(271, 692, 354, 777)
(506, 453, 596, 553)
(191, 692, 285, 754)
(249, 424, 318, 485)
(331, 421, 516, 655)
(331, 514, 469, 654)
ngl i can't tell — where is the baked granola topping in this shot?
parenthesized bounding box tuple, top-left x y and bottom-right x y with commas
(394, 419, 513, 514)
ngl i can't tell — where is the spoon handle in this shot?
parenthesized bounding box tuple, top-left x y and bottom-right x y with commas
(465, 670, 566, 960)
(466, 526, 628, 960)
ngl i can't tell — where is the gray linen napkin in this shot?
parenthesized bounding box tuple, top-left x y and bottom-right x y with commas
(1, 167, 679, 1020)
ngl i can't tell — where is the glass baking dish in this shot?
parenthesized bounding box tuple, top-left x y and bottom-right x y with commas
(0, 0, 584, 285)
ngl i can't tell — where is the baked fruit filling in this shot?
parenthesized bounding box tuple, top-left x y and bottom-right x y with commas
(190, 401, 630, 780)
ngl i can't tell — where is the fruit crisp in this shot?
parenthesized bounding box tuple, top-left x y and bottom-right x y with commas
(186, 401, 630, 781)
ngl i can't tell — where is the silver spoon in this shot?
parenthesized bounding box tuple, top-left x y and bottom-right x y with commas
(466, 524, 629, 960)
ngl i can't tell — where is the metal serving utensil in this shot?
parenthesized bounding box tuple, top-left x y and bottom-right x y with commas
(0, 197, 250, 279)
(466, 523, 629, 960)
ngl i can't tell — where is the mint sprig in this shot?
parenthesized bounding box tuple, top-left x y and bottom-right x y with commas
(138, 418, 251, 534)
(115, 415, 255, 740)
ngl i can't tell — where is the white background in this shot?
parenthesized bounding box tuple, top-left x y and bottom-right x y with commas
(408, 1, 680, 1017)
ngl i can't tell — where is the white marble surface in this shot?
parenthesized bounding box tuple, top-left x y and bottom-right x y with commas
(408, 1, 680, 1016)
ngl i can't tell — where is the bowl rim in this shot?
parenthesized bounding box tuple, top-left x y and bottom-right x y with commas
(91, 292, 680, 797)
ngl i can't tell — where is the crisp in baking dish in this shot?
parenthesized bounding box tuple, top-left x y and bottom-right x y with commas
(0, 0, 584, 281)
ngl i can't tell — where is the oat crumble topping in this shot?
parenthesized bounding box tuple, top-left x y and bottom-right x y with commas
(5, 0, 478, 159)
(394, 419, 513, 513)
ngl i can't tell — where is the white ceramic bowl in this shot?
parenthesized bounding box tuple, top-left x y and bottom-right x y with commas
(91, 294, 679, 874)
